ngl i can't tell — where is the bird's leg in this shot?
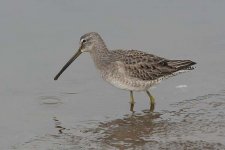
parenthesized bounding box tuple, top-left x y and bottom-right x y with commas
(146, 90, 155, 112)
(130, 91, 135, 112)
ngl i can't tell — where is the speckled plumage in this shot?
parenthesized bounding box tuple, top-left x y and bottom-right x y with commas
(98, 49, 195, 91)
(54, 32, 196, 111)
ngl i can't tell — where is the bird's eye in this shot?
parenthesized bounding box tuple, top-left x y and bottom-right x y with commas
(81, 39, 87, 43)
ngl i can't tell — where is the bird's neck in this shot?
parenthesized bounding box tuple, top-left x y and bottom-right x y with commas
(90, 43, 111, 70)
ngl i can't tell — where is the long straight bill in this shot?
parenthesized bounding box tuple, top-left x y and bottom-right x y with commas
(54, 47, 82, 80)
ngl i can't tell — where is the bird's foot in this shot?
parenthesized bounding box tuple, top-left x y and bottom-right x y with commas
(150, 103, 155, 112)
(129, 102, 135, 112)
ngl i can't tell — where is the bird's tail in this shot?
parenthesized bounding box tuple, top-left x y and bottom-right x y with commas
(167, 60, 196, 71)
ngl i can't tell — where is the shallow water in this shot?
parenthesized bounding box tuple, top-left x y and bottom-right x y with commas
(1, 0, 225, 149)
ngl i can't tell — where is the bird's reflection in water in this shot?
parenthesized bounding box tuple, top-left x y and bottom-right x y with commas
(97, 111, 162, 149)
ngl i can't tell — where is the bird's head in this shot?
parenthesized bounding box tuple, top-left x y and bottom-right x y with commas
(54, 32, 103, 80)
(79, 32, 102, 52)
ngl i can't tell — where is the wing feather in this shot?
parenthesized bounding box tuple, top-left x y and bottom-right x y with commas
(110, 50, 195, 81)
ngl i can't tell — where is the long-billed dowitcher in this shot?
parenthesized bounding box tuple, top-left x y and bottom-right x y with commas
(54, 32, 196, 111)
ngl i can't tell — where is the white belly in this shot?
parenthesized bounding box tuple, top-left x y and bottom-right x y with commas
(103, 75, 160, 91)
(99, 61, 163, 91)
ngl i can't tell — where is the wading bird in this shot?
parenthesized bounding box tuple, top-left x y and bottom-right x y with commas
(54, 32, 196, 112)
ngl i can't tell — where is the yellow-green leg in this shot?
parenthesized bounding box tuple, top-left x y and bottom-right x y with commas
(130, 91, 135, 112)
(146, 90, 155, 112)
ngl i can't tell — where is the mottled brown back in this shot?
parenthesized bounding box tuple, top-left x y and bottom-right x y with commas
(110, 50, 196, 81)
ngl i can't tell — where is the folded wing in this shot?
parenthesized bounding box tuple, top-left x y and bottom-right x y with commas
(112, 50, 196, 81)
